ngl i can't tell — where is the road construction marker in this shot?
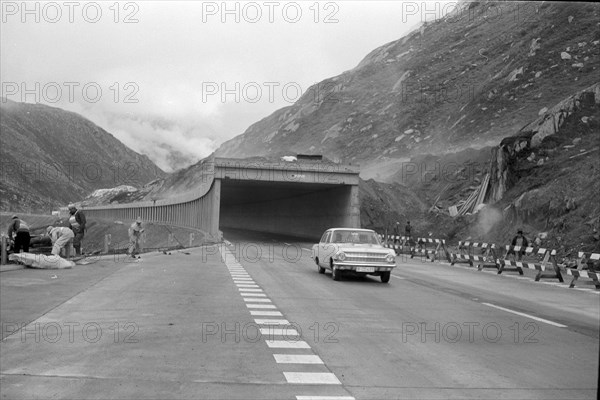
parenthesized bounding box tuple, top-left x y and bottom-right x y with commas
(482, 302, 567, 328)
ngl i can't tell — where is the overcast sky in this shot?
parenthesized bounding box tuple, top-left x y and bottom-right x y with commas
(1, 1, 457, 171)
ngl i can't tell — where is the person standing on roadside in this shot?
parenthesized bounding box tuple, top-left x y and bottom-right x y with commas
(7, 215, 31, 253)
(128, 217, 145, 259)
(68, 203, 86, 256)
(404, 221, 413, 245)
(393, 221, 401, 246)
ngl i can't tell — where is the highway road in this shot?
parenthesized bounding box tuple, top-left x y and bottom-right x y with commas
(1, 229, 598, 399)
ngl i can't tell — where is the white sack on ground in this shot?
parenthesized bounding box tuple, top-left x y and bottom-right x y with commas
(8, 253, 74, 269)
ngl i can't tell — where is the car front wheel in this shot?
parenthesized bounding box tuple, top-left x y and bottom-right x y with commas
(331, 265, 341, 281)
(380, 271, 391, 283)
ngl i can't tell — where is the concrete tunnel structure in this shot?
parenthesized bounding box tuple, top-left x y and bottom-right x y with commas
(83, 157, 361, 241)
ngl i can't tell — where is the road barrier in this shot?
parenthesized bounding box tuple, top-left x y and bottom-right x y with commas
(377, 233, 597, 290)
(412, 238, 450, 262)
(450, 241, 499, 271)
(498, 246, 564, 283)
(564, 252, 600, 289)
(384, 235, 413, 255)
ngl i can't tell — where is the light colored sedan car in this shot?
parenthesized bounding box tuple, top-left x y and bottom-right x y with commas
(312, 228, 397, 283)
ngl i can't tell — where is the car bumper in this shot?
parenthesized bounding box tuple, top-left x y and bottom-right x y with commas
(332, 262, 396, 272)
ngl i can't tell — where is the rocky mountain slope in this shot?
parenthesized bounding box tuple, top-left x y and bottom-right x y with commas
(385, 83, 600, 254)
(216, 2, 599, 181)
(0, 99, 165, 213)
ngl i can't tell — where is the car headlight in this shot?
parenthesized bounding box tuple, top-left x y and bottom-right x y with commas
(336, 252, 346, 261)
(386, 254, 396, 263)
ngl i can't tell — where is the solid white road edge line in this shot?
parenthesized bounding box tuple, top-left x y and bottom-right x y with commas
(482, 302, 567, 328)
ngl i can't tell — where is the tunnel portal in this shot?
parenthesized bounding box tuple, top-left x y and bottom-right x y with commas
(214, 158, 360, 240)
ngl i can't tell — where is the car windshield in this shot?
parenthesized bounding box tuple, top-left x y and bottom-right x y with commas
(330, 230, 380, 245)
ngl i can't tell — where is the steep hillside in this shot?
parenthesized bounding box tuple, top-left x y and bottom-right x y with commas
(0, 99, 165, 213)
(216, 2, 599, 178)
(389, 83, 600, 254)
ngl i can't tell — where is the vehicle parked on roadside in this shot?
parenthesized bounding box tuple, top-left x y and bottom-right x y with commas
(312, 228, 397, 283)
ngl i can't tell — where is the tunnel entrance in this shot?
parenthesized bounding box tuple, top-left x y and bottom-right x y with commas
(215, 158, 360, 241)
(219, 180, 357, 240)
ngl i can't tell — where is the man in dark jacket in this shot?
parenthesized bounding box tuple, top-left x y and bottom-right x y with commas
(510, 229, 529, 260)
(7, 215, 30, 253)
(68, 204, 86, 256)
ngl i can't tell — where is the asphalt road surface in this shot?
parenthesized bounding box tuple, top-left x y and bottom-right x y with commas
(1, 229, 598, 399)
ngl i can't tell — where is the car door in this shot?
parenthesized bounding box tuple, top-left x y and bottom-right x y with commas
(321, 230, 337, 266)
(317, 231, 331, 266)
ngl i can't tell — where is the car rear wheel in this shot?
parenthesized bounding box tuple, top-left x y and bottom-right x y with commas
(316, 258, 325, 274)
(380, 271, 391, 283)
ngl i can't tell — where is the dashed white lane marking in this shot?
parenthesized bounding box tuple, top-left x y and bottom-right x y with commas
(221, 245, 349, 398)
(246, 304, 277, 309)
(391, 275, 406, 280)
(482, 302, 567, 328)
(243, 298, 271, 302)
(250, 311, 283, 316)
(266, 340, 311, 349)
(260, 328, 299, 336)
(284, 372, 341, 385)
(274, 354, 324, 364)
(254, 319, 290, 325)
(301, 248, 312, 253)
